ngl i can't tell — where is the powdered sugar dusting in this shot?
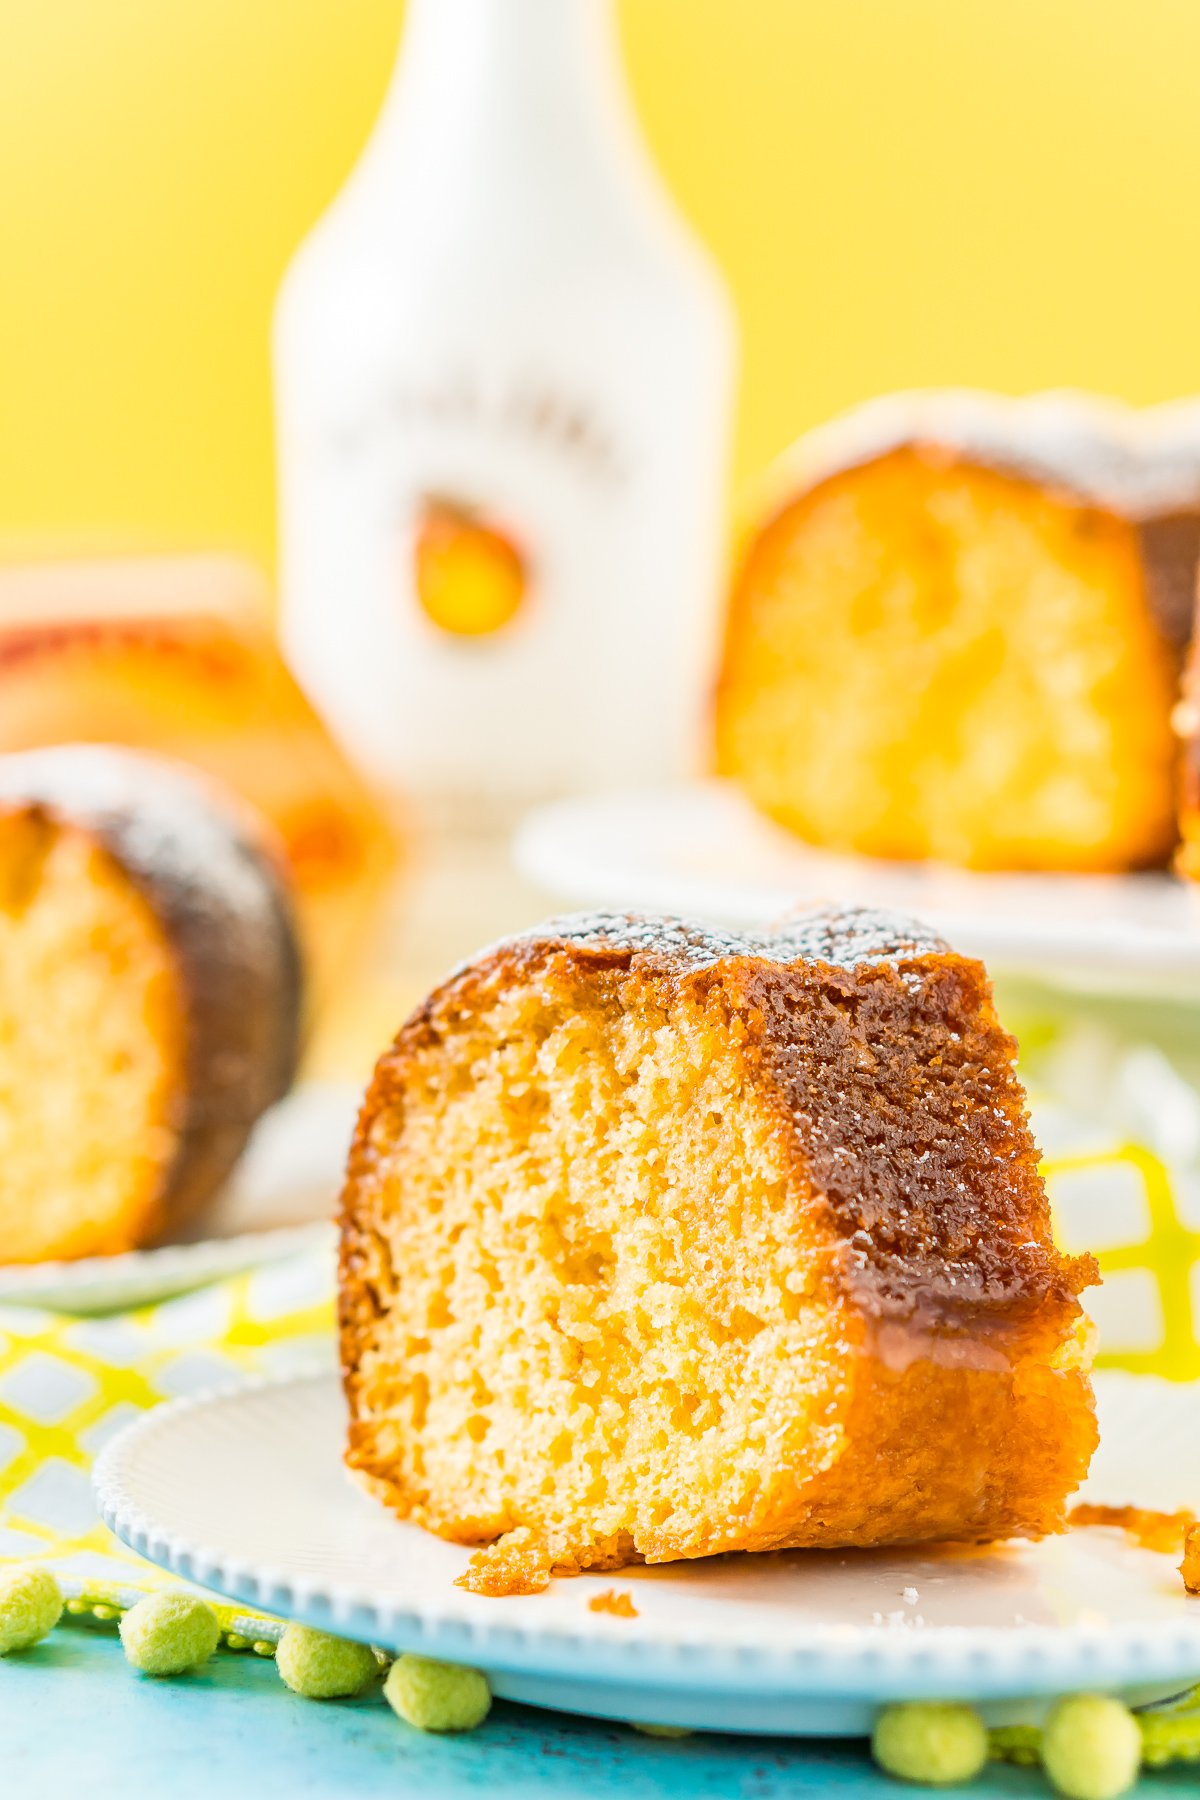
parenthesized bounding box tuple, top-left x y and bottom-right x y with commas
(519, 904, 948, 972)
(0, 745, 287, 958)
(759, 388, 1200, 523)
(0, 744, 302, 1112)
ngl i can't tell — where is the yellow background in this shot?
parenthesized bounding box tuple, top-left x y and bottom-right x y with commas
(4, 0, 1200, 571)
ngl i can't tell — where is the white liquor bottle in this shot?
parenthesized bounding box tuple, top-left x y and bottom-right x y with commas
(274, 0, 735, 802)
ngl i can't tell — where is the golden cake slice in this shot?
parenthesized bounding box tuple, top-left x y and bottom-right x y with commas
(1174, 608, 1200, 881)
(0, 556, 398, 1006)
(339, 906, 1098, 1595)
(0, 746, 302, 1263)
(715, 391, 1200, 871)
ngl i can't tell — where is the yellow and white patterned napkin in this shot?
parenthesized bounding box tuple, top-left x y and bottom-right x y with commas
(1027, 1019, 1200, 1383)
(0, 1249, 333, 1595)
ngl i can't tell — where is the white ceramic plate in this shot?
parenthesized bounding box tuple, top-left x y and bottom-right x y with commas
(0, 1084, 357, 1314)
(93, 1369, 1200, 1736)
(514, 782, 1200, 997)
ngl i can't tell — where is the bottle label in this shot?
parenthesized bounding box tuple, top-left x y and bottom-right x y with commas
(327, 367, 630, 493)
(412, 497, 528, 638)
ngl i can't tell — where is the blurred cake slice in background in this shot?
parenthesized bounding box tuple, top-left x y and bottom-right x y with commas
(0, 746, 302, 1263)
(715, 391, 1200, 872)
(0, 556, 399, 1006)
(1173, 602, 1200, 884)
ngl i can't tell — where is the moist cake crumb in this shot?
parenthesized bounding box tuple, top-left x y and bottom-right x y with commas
(588, 1590, 638, 1619)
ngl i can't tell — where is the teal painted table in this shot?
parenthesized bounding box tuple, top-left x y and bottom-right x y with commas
(2, 1631, 1193, 1798)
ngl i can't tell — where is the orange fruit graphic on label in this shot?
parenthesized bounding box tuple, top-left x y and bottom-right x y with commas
(413, 499, 527, 638)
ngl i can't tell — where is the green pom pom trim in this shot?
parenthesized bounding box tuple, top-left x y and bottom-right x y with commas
(872, 1703, 989, 1785)
(275, 1624, 378, 1699)
(989, 1724, 1043, 1767)
(53, 1583, 282, 1654)
(22, 1567, 1200, 1777)
(0, 1564, 63, 1654)
(991, 1695, 1200, 1784)
(1040, 1694, 1142, 1800)
(119, 1593, 222, 1677)
(874, 1694, 1200, 1790)
(1140, 1711, 1200, 1767)
(383, 1653, 492, 1733)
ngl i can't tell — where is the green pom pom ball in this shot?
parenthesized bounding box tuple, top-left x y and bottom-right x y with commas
(1041, 1695, 1142, 1800)
(383, 1653, 491, 1732)
(872, 1702, 989, 1785)
(0, 1563, 63, 1654)
(275, 1623, 377, 1699)
(119, 1592, 220, 1676)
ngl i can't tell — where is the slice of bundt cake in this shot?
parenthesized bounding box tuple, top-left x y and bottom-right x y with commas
(340, 906, 1098, 1595)
(1174, 608, 1200, 882)
(0, 746, 302, 1263)
(715, 390, 1200, 871)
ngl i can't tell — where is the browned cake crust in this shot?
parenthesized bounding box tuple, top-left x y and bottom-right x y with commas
(1183, 1523, 1200, 1594)
(341, 908, 1098, 1589)
(1175, 632, 1200, 880)
(746, 391, 1200, 651)
(0, 746, 303, 1247)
